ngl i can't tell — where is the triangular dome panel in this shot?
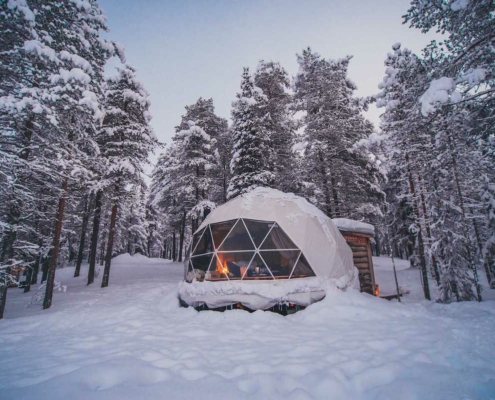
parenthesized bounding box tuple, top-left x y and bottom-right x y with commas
(242, 253, 274, 280)
(260, 224, 297, 250)
(210, 219, 237, 249)
(290, 253, 315, 278)
(243, 219, 274, 248)
(218, 219, 255, 251)
(193, 226, 214, 255)
(260, 250, 300, 278)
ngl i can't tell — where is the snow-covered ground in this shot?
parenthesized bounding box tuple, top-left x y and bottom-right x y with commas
(1, 254, 495, 400)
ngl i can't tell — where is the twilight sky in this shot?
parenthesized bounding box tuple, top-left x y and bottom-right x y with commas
(98, 0, 441, 163)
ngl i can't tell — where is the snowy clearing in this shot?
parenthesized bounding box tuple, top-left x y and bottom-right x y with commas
(1, 254, 495, 400)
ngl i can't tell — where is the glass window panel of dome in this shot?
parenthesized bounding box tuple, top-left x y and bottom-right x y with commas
(193, 226, 214, 255)
(191, 254, 213, 282)
(208, 251, 255, 281)
(204, 254, 230, 281)
(185, 260, 195, 283)
(243, 253, 274, 280)
(243, 219, 275, 248)
(191, 228, 205, 254)
(290, 253, 316, 278)
(260, 224, 297, 250)
(259, 250, 300, 279)
(185, 241, 192, 259)
(218, 219, 255, 251)
(210, 219, 237, 249)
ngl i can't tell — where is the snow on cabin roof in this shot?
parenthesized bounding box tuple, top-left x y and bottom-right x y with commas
(332, 218, 375, 235)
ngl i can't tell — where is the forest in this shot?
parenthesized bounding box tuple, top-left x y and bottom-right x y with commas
(1, 0, 494, 322)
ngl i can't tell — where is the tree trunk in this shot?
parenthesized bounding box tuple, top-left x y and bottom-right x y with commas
(87, 190, 102, 285)
(469, 209, 492, 285)
(23, 267, 32, 293)
(101, 201, 118, 288)
(374, 228, 381, 257)
(68, 234, 76, 264)
(74, 195, 91, 278)
(172, 230, 177, 261)
(41, 250, 50, 283)
(418, 178, 440, 286)
(0, 230, 17, 265)
(0, 267, 10, 320)
(99, 237, 106, 266)
(43, 176, 69, 310)
(405, 153, 430, 301)
(31, 246, 42, 285)
(223, 165, 228, 203)
(318, 152, 333, 218)
(330, 170, 341, 217)
(178, 212, 186, 262)
(447, 133, 482, 301)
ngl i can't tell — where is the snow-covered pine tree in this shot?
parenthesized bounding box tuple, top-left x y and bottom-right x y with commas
(375, 44, 435, 300)
(0, 1, 52, 317)
(97, 65, 156, 288)
(120, 182, 149, 256)
(175, 98, 230, 205)
(376, 43, 484, 302)
(253, 61, 297, 193)
(0, 0, 123, 311)
(293, 48, 383, 220)
(404, 0, 495, 289)
(37, 0, 123, 308)
(149, 145, 185, 261)
(174, 119, 215, 247)
(228, 68, 274, 199)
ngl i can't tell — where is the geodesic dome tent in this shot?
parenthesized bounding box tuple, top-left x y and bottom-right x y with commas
(179, 187, 355, 310)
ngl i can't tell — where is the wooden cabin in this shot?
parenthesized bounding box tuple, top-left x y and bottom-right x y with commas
(332, 219, 377, 296)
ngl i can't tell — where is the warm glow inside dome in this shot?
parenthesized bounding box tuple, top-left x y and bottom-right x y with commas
(185, 218, 316, 283)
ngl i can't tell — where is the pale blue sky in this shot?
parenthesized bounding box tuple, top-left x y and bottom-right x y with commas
(99, 0, 440, 162)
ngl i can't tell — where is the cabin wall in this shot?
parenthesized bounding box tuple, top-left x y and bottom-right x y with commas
(340, 231, 376, 295)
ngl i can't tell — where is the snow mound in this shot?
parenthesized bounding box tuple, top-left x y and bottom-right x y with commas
(112, 253, 135, 263)
(1, 258, 495, 399)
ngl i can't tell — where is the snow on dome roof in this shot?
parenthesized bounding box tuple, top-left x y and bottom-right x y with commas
(197, 187, 354, 281)
(332, 218, 375, 236)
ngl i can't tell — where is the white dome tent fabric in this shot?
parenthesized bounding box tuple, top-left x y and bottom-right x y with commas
(179, 187, 355, 310)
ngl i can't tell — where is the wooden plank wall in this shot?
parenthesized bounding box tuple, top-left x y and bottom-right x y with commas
(341, 232, 376, 295)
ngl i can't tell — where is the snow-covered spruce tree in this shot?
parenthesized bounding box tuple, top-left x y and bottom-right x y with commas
(0, 1, 50, 316)
(293, 48, 383, 220)
(118, 182, 148, 256)
(97, 65, 156, 288)
(405, 0, 495, 288)
(38, 0, 122, 308)
(404, 0, 494, 117)
(149, 145, 185, 261)
(375, 44, 435, 300)
(173, 119, 215, 251)
(148, 99, 222, 261)
(0, 0, 123, 311)
(254, 61, 298, 193)
(376, 43, 483, 302)
(175, 98, 230, 205)
(228, 68, 274, 199)
(144, 202, 161, 258)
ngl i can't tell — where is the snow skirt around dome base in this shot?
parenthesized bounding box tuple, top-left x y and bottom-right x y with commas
(178, 277, 328, 310)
